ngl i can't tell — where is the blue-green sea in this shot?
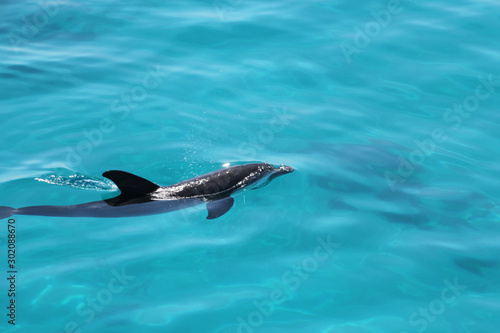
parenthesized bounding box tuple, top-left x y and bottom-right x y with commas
(1, 0, 500, 332)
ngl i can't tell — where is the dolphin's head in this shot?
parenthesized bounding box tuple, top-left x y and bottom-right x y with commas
(272, 164, 294, 176)
(248, 163, 294, 190)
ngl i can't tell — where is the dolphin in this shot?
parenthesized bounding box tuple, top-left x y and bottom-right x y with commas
(0, 163, 293, 220)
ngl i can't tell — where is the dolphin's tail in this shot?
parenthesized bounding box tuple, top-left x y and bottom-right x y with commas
(0, 206, 15, 219)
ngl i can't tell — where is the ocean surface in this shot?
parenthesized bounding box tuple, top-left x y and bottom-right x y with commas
(1, 0, 500, 332)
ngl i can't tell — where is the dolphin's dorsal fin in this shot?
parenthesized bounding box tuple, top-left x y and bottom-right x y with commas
(103, 171, 160, 206)
(206, 197, 234, 219)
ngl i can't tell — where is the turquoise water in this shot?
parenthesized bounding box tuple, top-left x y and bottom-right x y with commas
(1, 0, 500, 332)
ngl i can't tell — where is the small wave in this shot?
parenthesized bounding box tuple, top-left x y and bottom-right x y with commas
(35, 172, 117, 191)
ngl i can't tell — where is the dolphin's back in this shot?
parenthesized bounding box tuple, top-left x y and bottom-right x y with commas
(157, 163, 269, 199)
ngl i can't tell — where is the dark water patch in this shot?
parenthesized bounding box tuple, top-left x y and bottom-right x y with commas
(175, 26, 232, 47)
(454, 256, 497, 276)
(8, 64, 46, 74)
(0, 73, 17, 78)
(207, 87, 236, 99)
(379, 211, 430, 227)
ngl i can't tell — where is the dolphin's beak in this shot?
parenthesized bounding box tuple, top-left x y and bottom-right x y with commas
(277, 164, 294, 174)
(258, 164, 293, 186)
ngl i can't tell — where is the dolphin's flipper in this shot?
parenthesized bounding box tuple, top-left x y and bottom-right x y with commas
(103, 171, 160, 206)
(206, 197, 234, 219)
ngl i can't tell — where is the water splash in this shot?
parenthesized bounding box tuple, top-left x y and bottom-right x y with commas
(35, 171, 117, 192)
